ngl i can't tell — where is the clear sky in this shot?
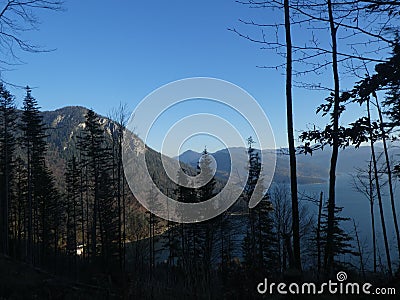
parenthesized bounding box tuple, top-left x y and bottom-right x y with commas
(3, 0, 393, 155)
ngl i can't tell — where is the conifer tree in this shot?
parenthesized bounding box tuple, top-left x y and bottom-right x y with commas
(109, 103, 128, 269)
(255, 194, 277, 271)
(242, 138, 259, 269)
(195, 148, 217, 295)
(242, 137, 277, 275)
(98, 169, 119, 268)
(78, 109, 104, 259)
(174, 167, 193, 274)
(78, 109, 117, 265)
(319, 203, 359, 269)
(0, 84, 17, 255)
(10, 157, 27, 259)
(35, 163, 61, 263)
(66, 156, 79, 258)
(18, 86, 62, 265)
(20, 86, 49, 264)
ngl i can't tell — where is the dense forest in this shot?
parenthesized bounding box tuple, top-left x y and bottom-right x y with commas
(1, 0, 400, 299)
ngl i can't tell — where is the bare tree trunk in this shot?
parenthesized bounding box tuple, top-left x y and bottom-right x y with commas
(284, 0, 301, 272)
(180, 223, 185, 272)
(111, 103, 128, 270)
(27, 144, 33, 264)
(317, 191, 323, 275)
(368, 159, 377, 273)
(91, 158, 99, 259)
(367, 98, 392, 276)
(117, 134, 122, 270)
(284, 234, 294, 269)
(79, 152, 85, 261)
(86, 167, 90, 260)
(324, 0, 340, 275)
(122, 174, 126, 270)
(152, 214, 155, 270)
(353, 219, 366, 280)
(3, 113, 9, 255)
(374, 94, 400, 263)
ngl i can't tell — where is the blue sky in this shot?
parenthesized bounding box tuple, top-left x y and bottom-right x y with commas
(3, 0, 392, 154)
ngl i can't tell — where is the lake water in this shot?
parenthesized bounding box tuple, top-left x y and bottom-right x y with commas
(299, 173, 400, 270)
(145, 173, 400, 272)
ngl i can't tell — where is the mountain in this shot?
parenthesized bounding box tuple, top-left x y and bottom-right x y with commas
(176, 147, 327, 184)
(39, 106, 399, 189)
(40, 106, 195, 199)
(177, 145, 400, 185)
(178, 149, 202, 165)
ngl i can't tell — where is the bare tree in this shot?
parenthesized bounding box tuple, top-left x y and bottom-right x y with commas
(366, 97, 392, 275)
(283, 0, 302, 272)
(0, 0, 63, 82)
(352, 157, 388, 273)
(231, 0, 303, 273)
(232, 0, 397, 276)
(109, 102, 129, 270)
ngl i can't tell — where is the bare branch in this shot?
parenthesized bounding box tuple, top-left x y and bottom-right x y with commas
(0, 0, 63, 83)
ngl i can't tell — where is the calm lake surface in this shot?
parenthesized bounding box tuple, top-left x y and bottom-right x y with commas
(299, 173, 400, 270)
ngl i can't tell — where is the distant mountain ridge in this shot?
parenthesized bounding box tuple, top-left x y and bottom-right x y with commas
(177, 144, 400, 185)
(38, 106, 399, 187)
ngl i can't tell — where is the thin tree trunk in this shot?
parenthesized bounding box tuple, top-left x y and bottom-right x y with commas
(117, 134, 122, 270)
(369, 159, 377, 273)
(152, 214, 156, 269)
(374, 94, 400, 262)
(284, 0, 301, 272)
(80, 156, 85, 261)
(220, 221, 224, 270)
(86, 165, 90, 260)
(148, 213, 153, 280)
(91, 155, 98, 259)
(73, 162, 77, 277)
(180, 223, 185, 271)
(122, 173, 126, 270)
(353, 219, 366, 280)
(324, 0, 340, 275)
(367, 98, 392, 276)
(3, 112, 9, 255)
(27, 143, 33, 264)
(317, 191, 323, 275)
(111, 129, 123, 270)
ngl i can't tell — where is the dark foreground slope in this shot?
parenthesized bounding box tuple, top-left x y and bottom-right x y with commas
(0, 254, 122, 299)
